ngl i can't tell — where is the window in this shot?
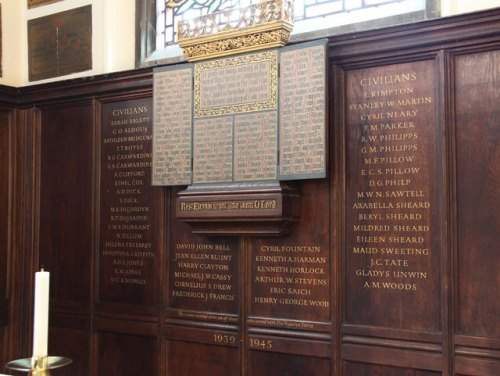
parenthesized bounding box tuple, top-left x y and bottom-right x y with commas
(136, 0, 439, 66)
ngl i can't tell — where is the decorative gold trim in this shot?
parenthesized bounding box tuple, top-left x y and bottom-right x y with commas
(178, 0, 293, 61)
(194, 50, 278, 118)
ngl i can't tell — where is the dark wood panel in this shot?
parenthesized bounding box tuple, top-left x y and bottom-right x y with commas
(342, 341, 442, 371)
(454, 49, 500, 338)
(250, 351, 330, 376)
(168, 190, 240, 317)
(455, 356, 500, 376)
(343, 361, 440, 376)
(0, 109, 11, 321)
(98, 96, 164, 310)
(97, 332, 158, 376)
(168, 340, 239, 376)
(343, 59, 442, 332)
(249, 179, 331, 324)
(95, 317, 158, 337)
(39, 104, 93, 306)
(49, 326, 89, 376)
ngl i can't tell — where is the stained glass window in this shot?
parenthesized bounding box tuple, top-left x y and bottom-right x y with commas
(150, 0, 433, 61)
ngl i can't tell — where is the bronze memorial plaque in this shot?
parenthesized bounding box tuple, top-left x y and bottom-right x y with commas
(152, 66, 193, 186)
(28, 5, 92, 81)
(279, 41, 327, 180)
(99, 97, 162, 306)
(345, 60, 441, 330)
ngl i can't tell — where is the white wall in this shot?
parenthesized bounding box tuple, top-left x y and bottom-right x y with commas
(0, 0, 135, 87)
(442, 0, 500, 17)
(0, 0, 498, 87)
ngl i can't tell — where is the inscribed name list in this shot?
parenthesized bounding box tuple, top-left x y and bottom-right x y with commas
(193, 116, 233, 184)
(279, 44, 326, 179)
(234, 111, 278, 181)
(100, 98, 160, 306)
(345, 60, 440, 330)
(152, 67, 193, 186)
(170, 241, 238, 314)
(194, 51, 278, 118)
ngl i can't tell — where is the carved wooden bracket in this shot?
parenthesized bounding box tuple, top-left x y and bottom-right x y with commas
(176, 181, 300, 236)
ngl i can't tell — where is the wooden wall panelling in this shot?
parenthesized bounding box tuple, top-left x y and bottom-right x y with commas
(4, 107, 40, 366)
(166, 186, 240, 375)
(94, 93, 164, 374)
(0, 107, 13, 369)
(247, 178, 332, 375)
(96, 95, 163, 314)
(37, 101, 94, 375)
(0, 9, 498, 375)
(0, 108, 13, 326)
(96, 331, 159, 375)
(342, 361, 442, 376)
(451, 46, 500, 376)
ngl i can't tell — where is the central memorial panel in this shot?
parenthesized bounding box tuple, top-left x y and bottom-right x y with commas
(152, 40, 327, 186)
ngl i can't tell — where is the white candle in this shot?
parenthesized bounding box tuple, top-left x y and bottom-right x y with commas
(32, 269, 50, 358)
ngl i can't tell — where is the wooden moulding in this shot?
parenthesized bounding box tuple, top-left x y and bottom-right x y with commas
(176, 181, 300, 236)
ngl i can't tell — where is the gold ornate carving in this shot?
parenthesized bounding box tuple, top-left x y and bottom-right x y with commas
(178, 0, 294, 61)
(194, 50, 278, 118)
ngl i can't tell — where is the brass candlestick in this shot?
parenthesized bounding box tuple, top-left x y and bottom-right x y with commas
(6, 356, 72, 375)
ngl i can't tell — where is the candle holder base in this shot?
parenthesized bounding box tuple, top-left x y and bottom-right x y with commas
(6, 356, 72, 375)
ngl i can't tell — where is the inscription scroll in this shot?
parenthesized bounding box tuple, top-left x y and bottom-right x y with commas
(152, 66, 193, 186)
(345, 60, 440, 330)
(279, 42, 326, 179)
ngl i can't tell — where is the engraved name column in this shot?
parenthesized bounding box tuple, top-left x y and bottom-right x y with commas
(345, 61, 441, 329)
(99, 98, 162, 306)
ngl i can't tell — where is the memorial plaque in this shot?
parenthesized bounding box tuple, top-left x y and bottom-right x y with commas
(345, 60, 440, 330)
(234, 111, 278, 181)
(279, 41, 327, 180)
(99, 97, 162, 306)
(193, 116, 233, 184)
(152, 66, 193, 186)
(152, 42, 327, 187)
(194, 51, 278, 118)
(28, 6, 92, 81)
